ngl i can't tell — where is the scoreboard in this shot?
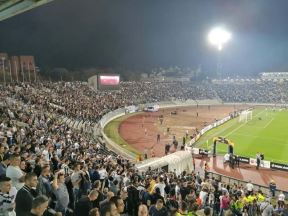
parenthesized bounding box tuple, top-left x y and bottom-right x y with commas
(97, 74, 120, 90)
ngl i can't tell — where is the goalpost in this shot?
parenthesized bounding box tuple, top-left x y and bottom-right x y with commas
(238, 110, 253, 123)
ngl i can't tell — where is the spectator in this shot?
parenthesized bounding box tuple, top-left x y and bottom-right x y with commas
(0, 176, 15, 216)
(278, 191, 285, 209)
(89, 208, 100, 216)
(110, 196, 125, 215)
(6, 153, 25, 190)
(268, 180, 276, 197)
(246, 181, 253, 195)
(37, 165, 52, 197)
(100, 201, 119, 216)
(75, 189, 99, 216)
(29, 195, 49, 216)
(259, 197, 273, 216)
(138, 204, 149, 216)
(52, 172, 70, 215)
(149, 199, 168, 216)
(0, 153, 10, 176)
(15, 172, 38, 216)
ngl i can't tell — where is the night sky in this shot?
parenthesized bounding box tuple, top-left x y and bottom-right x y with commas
(1, 0, 288, 76)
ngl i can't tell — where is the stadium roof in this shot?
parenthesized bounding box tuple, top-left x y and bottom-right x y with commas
(0, 0, 54, 21)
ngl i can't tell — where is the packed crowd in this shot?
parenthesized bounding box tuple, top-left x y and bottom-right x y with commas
(212, 81, 288, 104)
(0, 80, 287, 216)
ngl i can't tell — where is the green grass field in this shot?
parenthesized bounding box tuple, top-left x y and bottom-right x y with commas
(104, 113, 141, 158)
(196, 108, 288, 164)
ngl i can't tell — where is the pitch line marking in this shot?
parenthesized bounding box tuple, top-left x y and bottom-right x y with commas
(263, 117, 274, 128)
(224, 110, 265, 138)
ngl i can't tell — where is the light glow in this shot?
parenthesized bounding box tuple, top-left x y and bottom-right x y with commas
(208, 27, 231, 51)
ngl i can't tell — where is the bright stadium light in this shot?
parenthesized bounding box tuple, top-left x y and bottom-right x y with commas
(208, 26, 232, 79)
(208, 27, 231, 51)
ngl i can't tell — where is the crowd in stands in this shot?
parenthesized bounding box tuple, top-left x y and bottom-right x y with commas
(0, 80, 287, 216)
(212, 81, 288, 104)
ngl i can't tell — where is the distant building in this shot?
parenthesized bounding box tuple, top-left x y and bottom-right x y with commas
(0, 53, 38, 83)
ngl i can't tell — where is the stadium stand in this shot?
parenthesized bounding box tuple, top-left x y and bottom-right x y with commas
(0, 80, 287, 216)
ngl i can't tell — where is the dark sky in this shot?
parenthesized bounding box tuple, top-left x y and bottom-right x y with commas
(1, 0, 288, 76)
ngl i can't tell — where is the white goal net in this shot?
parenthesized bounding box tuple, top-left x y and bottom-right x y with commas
(238, 110, 253, 123)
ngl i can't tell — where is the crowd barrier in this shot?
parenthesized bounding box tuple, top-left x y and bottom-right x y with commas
(207, 171, 288, 197)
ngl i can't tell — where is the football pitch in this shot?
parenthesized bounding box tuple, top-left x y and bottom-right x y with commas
(196, 107, 288, 164)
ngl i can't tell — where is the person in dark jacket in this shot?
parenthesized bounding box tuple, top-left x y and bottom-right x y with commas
(28, 195, 49, 216)
(15, 172, 39, 216)
(75, 189, 98, 216)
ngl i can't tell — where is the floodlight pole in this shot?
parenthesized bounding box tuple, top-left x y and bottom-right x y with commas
(217, 48, 222, 79)
(1, 57, 6, 85)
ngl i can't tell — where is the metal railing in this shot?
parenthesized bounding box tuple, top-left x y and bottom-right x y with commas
(207, 171, 288, 199)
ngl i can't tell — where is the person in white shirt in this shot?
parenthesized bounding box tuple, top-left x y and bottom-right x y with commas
(71, 163, 85, 203)
(154, 177, 166, 198)
(6, 154, 25, 191)
(278, 191, 285, 208)
(246, 181, 254, 195)
(0, 176, 17, 216)
(41, 146, 50, 162)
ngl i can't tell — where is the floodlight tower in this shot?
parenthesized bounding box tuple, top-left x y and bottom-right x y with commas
(208, 27, 231, 79)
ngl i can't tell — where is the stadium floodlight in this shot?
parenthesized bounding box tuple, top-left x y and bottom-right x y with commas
(208, 27, 231, 51)
(208, 26, 231, 79)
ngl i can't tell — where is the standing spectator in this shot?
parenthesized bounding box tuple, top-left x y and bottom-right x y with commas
(246, 181, 254, 195)
(256, 153, 261, 170)
(52, 172, 70, 215)
(71, 162, 83, 203)
(149, 199, 168, 216)
(0, 153, 10, 176)
(219, 191, 230, 216)
(0, 176, 15, 216)
(92, 180, 105, 209)
(278, 191, 285, 209)
(269, 180, 276, 197)
(89, 208, 100, 216)
(138, 204, 148, 216)
(157, 134, 160, 143)
(154, 177, 166, 198)
(37, 165, 52, 197)
(29, 195, 49, 216)
(100, 201, 119, 216)
(0, 144, 5, 162)
(6, 153, 25, 190)
(259, 197, 273, 216)
(235, 155, 240, 167)
(99, 191, 115, 211)
(75, 189, 99, 216)
(127, 181, 140, 216)
(110, 196, 125, 215)
(15, 172, 38, 216)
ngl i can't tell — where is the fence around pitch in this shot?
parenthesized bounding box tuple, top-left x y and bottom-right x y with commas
(207, 171, 288, 200)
